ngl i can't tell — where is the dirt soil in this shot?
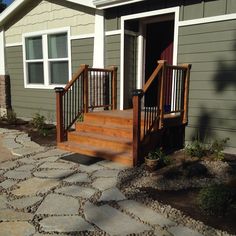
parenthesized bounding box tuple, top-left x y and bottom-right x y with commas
(0, 119, 56, 147)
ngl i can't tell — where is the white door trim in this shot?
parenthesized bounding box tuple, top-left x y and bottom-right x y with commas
(120, 7, 180, 110)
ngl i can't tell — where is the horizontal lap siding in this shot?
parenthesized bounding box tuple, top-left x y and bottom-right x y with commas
(105, 35, 120, 108)
(178, 20, 236, 147)
(6, 46, 56, 121)
(71, 38, 94, 73)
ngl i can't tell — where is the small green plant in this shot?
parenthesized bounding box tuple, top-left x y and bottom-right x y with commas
(147, 148, 171, 166)
(209, 138, 229, 161)
(77, 114, 84, 122)
(198, 184, 234, 216)
(4, 110, 17, 124)
(185, 139, 208, 158)
(32, 113, 46, 130)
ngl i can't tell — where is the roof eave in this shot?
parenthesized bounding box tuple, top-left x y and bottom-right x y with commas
(93, 0, 145, 9)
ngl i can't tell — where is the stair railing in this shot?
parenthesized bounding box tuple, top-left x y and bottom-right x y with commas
(132, 60, 191, 166)
(55, 64, 117, 143)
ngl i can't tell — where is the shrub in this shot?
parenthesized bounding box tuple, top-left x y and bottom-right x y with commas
(198, 184, 234, 216)
(209, 138, 229, 161)
(4, 110, 17, 124)
(32, 113, 46, 130)
(185, 139, 208, 158)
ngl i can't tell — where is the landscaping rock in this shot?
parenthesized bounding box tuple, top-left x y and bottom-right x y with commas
(168, 225, 204, 236)
(99, 187, 126, 201)
(36, 194, 79, 215)
(33, 169, 74, 179)
(92, 177, 117, 191)
(0, 222, 35, 236)
(0, 209, 33, 221)
(84, 202, 151, 235)
(118, 200, 176, 227)
(55, 185, 97, 199)
(9, 196, 43, 209)
(39, 216, 94, 233)
(4, 170, 31, 180)
(11, 177, 59, 196)
(63, 172, 90, 183)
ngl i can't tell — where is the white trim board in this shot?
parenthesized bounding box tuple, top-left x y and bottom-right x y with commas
(120, 7, 180, 110)
(179, 13, 236, 26)
(5, 42, 22, 47)
(0, 30, 6, 74)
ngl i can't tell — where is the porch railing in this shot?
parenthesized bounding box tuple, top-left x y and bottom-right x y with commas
(55, 64, 117, 143)
(132, 60, 191, 165)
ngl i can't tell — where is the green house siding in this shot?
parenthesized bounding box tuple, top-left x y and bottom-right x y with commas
(178, 19, 236, 148)
(5, 38, 94, 121)
(105, 0, 236, 31)
(6, 46, 56, 121)
(105, 34, 120, 108)
(71, 38, 94, 72)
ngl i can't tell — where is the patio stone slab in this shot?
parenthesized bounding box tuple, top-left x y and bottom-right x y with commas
(55, 185, 97, 199)
(33, 169, 74, 179)
(0, 195, 8, 209)
(12, 146, 45, 156)
(84, 202, 151, 235)
(12, 177, 59, 196)
(36, 156, 60, 163)
(39, 216, 94, 233)
(36, 194, 79, 215)
(79, 164, 105, 173)
(92, 177, 117, 191)
(39, 162, 77, 170)
(99, 187, 126, 201)
(63, 172, 90, 183)
(0, 170, 4, 175)
(92, 169, 120, 178)
(0, 161, 18, 170)
(98, 160, 127, 169)
(19, 157, 37, 164)
(168, 226, 204, 236)
(14, 164, 35, 172)
(4, 170, 31, 180)
(9, 196, 43, 209)
(118, 200, 176, 227)
(0, 209, 33, 221)
(32, 149, 69, 160)
(0, 222, 35, 236)
(2, 139, 22, 149)
(0, 179, 18, 189)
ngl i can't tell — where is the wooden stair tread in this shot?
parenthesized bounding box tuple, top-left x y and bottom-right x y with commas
(68, 131, 132, 144)
(76, 121, 132, 130)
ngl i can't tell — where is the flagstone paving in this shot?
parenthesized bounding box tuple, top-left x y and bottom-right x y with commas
(0, 128, 208, 236)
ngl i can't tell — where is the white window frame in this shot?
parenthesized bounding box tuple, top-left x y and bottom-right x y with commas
(22, 27, 72, 89)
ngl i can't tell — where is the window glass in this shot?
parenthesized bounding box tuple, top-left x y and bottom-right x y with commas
(28, 62, 44, 84)
(50, 61, 68, 84)
(26, 36, 43, 60)
(48, 33, 68, 59)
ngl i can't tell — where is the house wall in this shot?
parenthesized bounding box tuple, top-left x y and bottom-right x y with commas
(105, 34, 120, 108)
(5, 37, 94, 121)
(178, 19, 236, 148)
(4, 0, 95, 45)
(105, 0, 236, 31)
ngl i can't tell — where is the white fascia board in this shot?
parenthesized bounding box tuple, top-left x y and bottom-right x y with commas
(0, 29, 6, 75)
(93, 0, 145, 9)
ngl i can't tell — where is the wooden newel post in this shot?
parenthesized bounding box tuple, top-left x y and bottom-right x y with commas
(111, 66, 117, 110)
(82, 64, 89, 113)
(182, 64, 192, 124)
(158, 60, 167, 129)
(132, 89, 143, 166)
(55, 87, 64, 143)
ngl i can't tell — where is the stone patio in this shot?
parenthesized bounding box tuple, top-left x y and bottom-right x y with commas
(0, 128, 218, 236)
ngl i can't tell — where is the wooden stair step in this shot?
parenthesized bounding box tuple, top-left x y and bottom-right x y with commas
(68, 131, 132, 151)
(58, 141, 133, 166)
(76, 122, 132, 139)
(84, 112, 133, 126)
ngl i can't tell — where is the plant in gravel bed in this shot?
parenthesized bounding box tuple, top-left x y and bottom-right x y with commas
(185, 139, 208, 158)
(198, 184, 235, 216)
(209, 138, 230, 161)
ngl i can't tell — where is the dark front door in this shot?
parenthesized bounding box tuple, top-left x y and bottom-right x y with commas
(145, 20, 174, 107)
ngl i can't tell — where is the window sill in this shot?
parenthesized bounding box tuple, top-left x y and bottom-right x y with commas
(24, 84, 66, 90)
